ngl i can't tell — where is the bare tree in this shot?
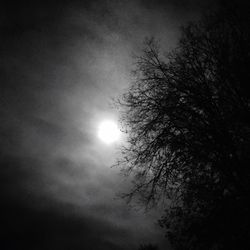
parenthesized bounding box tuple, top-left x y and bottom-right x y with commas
(116, 2, 250, 249)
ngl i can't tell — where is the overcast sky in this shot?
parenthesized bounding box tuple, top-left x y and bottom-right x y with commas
(0, 1, 216, 249)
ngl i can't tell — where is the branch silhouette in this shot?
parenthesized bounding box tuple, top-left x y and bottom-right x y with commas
(116, 1, 250, 249)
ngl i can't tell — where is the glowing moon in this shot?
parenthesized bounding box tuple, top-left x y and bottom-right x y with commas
(98, 120, 121, 144)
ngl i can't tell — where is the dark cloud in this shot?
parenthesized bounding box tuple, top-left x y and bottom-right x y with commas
(1, 199, 128, 250)
(0, 0, 213, 249)
(141, 0, 217, 11)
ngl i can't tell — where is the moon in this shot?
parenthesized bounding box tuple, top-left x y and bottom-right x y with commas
(98, 120, 121, 144)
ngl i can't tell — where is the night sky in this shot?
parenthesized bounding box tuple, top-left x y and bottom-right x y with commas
(0, 1, 216, 249)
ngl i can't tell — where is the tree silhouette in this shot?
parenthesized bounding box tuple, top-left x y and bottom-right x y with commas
(116, 2, 250, 249)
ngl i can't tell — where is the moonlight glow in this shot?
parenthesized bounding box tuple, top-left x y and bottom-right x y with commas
(98, 120, 121, 144)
